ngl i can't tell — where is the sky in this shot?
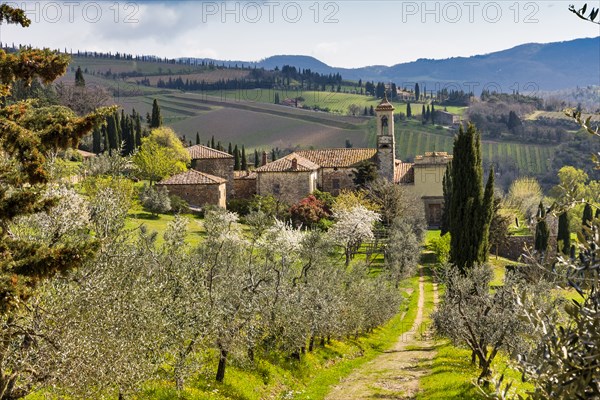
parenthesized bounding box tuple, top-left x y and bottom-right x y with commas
(2, 1, 598, 68)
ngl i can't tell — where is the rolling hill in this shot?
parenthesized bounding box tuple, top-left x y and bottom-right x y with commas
(195, 37, 599, 93)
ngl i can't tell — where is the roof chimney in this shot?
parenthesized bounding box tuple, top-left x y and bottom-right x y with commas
(291, 158, 298, 170)
(261, 151, 268, 166)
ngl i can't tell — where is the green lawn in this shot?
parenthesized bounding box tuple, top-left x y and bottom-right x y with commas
(124, 211, 206, 247)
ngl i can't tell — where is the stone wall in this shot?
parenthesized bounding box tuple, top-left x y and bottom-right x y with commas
(234, 177, 257, 199)
(496, 235, 558, 261)
(257, 171, 316, 204)
(159, 183, 226, 208)
(320, 167, 356, 195)
(192, 158, 235, 198)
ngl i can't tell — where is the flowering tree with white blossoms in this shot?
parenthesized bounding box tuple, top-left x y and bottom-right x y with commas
(328, 205, 380, 266)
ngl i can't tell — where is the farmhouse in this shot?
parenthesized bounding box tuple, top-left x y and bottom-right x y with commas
(157, 169, 227, 208)
(187, 144, 235, 199)
(435, 110, 460, 126)
(184, 96, 451, 226)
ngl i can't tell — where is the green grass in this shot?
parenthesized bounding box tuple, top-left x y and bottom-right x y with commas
(124, 210, 206, 247)
(296, 274, 421, 400)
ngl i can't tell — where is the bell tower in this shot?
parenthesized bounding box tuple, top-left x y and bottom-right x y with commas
(375, 94, 395, 182)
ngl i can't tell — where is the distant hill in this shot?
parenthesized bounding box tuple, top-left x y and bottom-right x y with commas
(195, 37, 599, 93)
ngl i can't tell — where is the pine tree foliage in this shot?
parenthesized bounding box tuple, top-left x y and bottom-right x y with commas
(0, 5, 115, 314)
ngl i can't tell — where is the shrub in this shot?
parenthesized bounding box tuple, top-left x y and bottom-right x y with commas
(169, 195, 189, 214)
(140, 184, 171, 216)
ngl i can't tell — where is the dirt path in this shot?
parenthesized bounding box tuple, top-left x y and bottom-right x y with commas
(325, 269, 438, 400)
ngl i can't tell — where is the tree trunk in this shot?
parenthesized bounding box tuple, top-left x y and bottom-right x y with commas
(308, 335, 315, 352)
(216, 346, 228, 383)
(247, 347, 255, 362)
(320, 336, 325, 347)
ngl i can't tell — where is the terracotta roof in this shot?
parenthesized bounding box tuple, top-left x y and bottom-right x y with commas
(395, 160, 414, 184)
(158, 169, 226, 185)
(187, 145, 233, 160)
(233, 171, 257, 180)
(295, 148, 377, 168)
(255, 153, 320, 173)
(375, 95, 395, 111)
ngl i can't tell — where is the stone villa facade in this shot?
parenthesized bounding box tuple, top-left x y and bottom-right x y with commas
(162, 97, 451, 226)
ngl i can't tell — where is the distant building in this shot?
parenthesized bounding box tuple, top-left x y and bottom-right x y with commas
(157, 169, 227, 208)
(435, 110, 460, 126)
(182, 97, 451, 226)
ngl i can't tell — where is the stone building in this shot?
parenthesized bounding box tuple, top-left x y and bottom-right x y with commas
(254, 96, 403, 201)
(255, 153, 319, 204)
(181, 97, 452, 226)
(187, 145, 235, 199)
(295, 149, 377, 195)
(233, 170, 257, 199)
(399, 152, 453, 227)
(157, 169, 227, 208)
(435, 110, 460, 126)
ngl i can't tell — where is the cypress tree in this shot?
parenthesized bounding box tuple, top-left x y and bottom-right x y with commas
(406, 102, 412, 119)
(415, 83, 420, 101)
(425, 105, 431, 122)
(431, 104, 436, 124)
(479, 168, 495, 262)
(421, 104, 426, 121)
(92, 127, 102, 154)
(106, 113, 118, 151)
(241, 145, 247, 170)
(271, 148, 277, 161)
(234, 145, 240, 170)
(582, 203, 594, 240)
(134, 110, 142, 148)
(196, 132, 200, 145)
(254, 149, 259, 168)
(228, 142, 233, 155)
(369, 105, 374, 116)
(557, 212, 571, 255)
(440, 161, 452, 236)
(534, 202, 549, 253)
(211, 136, 215, 149)
(75, 66, 85, 87)
(449, 123, 491, 273)
(150, 99, 162, 128)
(102, 125, 109, 154)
